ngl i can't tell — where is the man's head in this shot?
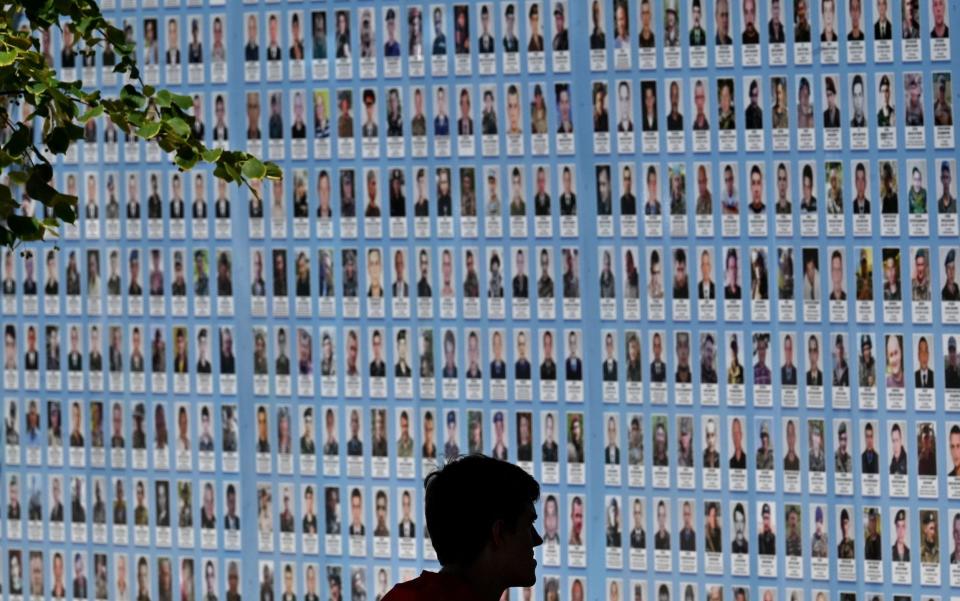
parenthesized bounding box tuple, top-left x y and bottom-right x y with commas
(950, 425, 960, 469)
(571, 496, 584, 536)
(924, 511, 937, 543)
(787, 506, 798, 533)
(952, 512, 960, 551)
(424, 455, 542, 585)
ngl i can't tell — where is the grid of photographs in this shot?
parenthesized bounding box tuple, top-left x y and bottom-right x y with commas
(0, 0, 958, 600)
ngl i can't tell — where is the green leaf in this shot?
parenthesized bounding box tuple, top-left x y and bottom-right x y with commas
(39, 219, 62, 239)
(0, 185, 17, 215)
(26, 162, 54, 184)
(143, 85, 155, 97)
(25, 176, 55, 203)
(4, 125, 32, 157)
(201, 148, 222, 162)
(0, 50, 17, 66)
(78, 105, 103, 123)
(105, 27, 125, 46)
(7, 215, 41, 238)
(32, 104, 50, 120)
(7, 172, 29, 185)
(177, 145, 197, 160)
(44, 127, 71, 154)
(6, 36, 35, 51)
(124, 112, 144, 128)
(50, 193, 78, 208)
(175, 154, 199, 171)
(241, 157, 267, 180)
(156, 134, 176, 152)
(119, 85, 145, 109)
(222, 161, 241, 182)
(155, 89, 172, 108)
(264, 163, 283, 179)
(137, 121, 161, 139)
(166, 117, 190, 138)
(171, 93, 193, 110)
(35, 163, 54, 183)
(76, 16, 95, 35)
(53, 200, 76, 223)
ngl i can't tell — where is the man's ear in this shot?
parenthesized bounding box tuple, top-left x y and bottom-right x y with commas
(490, 518, 507, 548)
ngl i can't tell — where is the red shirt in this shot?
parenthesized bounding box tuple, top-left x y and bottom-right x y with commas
(381, 571, 487, 601)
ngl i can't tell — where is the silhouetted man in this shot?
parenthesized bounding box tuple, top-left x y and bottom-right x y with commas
(383, 455, 542, 601)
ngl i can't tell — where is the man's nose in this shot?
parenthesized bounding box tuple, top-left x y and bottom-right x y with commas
(532, 528, 544, 548)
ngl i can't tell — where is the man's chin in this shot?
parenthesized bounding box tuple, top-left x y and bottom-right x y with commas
(509, 559, 538, 588)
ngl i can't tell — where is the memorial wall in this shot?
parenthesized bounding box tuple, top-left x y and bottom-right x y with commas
(1, 0, 959, 600)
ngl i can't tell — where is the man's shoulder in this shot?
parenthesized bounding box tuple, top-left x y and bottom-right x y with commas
(384, 572, 433, 596)
(383, 572, 479, 601)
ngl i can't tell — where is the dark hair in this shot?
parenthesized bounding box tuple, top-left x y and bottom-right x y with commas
(424, 454, 540, 566)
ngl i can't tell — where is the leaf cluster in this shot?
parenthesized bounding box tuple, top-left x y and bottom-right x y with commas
(0, 0, 281, 248)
